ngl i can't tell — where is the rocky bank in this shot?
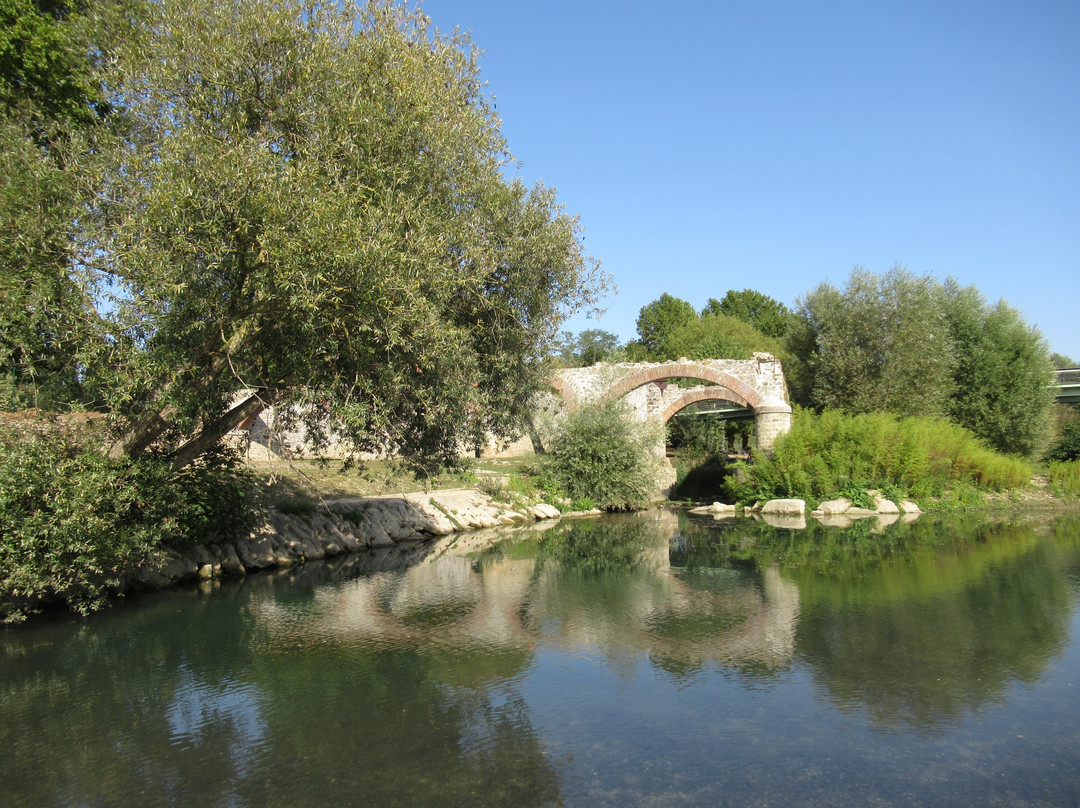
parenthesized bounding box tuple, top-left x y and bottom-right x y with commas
(126, 489, 562, 592)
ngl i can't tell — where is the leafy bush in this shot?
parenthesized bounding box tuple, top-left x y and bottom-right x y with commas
(475, 474, 508, 501)
(725, 408, 1034, 507)
(1046, 419, 1080, 463)
(539, 400, 664, 511)
(570, 496, 598, 512)
(1, 430, 255, 618)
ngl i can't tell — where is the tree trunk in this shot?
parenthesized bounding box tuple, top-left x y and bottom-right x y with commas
(169, 389, 279, 469)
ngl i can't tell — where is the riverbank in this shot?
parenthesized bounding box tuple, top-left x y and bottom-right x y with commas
(127, 489, 562, 591)
(1, 489, 561, 621)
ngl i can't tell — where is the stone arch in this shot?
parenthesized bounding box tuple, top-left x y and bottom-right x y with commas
(662, 388, 753, 422)
(549, 375, 579, 411)
(601, 361, 765, 410)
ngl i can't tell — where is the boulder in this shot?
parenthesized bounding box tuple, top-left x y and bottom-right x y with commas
(866, 489, 900, 514)
(218, 544, 246, 576)
(529, 503, 562, 520)
(761, 499, 805, 515)
(817, 497, 851, 515)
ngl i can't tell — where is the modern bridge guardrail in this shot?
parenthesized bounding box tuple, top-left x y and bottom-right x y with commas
(1054, 368, 1080, 404)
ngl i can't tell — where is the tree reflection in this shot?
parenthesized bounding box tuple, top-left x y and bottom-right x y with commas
(685, 513, 1080, 731)
(0, 578, 564, 808)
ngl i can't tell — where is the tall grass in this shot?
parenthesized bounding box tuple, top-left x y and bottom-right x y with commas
(727, 408, 1033, 505)
(1048, 460, 1080, 496)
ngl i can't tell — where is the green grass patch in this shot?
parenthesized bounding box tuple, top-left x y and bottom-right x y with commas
(1048, 460, 1080, 496)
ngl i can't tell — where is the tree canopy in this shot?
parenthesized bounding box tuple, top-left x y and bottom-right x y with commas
(0, 0, 123, 410)
(787, 266, 1053, 457)
(1051, 352, 1077, 369)
(702, 289, 791, 339)
(634, 293, 697, 359)
(633, 291, 784, 362)
(1, 0, 604, 466)
(557, 329, 621, 367)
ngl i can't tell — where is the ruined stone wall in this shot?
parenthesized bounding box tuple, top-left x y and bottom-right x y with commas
(554, 354, 789, 409)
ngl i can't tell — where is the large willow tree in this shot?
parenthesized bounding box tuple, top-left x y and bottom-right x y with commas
(79, 0, 602, 466)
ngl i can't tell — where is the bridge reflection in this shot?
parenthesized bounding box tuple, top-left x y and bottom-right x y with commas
(253, 510, 801, 673)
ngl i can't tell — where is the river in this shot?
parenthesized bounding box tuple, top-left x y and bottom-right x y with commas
(2, 509, 1079, 807)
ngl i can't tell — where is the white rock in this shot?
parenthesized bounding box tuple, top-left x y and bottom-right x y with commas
(817, 497, 851, 515)
(875, 498, 900, 515)
(761, 498, 805, 515)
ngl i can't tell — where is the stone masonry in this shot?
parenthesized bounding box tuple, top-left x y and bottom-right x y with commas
(552, 354, 792, 453)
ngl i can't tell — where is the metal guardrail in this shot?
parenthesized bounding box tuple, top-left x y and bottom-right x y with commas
(1054, 368, 1080, 404)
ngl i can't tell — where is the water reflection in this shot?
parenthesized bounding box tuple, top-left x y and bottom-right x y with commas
(1, 511, 1079, 807)
(254, 511, 801, 675)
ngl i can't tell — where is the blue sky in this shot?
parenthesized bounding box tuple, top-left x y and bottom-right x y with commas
(424, 0, 1079, 358)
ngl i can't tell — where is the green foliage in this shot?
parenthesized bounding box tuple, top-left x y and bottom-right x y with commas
(788, 267, 1055, 459)
(1050, 352, 1077, 369)
(725, 408, 1034, 507)
(569, 495, 597, 511)
(0, 0, 127, 411)
(635, 293, 698, 358)
(788, 265, 954, 417)
(0, 0, 109, 125)
(667, 312, 785, 361)
(556, 328, 621, 367)
(1047, 460, 1080, 497)
(668, 413, 730, 457)
(168, 445, 257, 544)
(1046, 418, 1080, 463)
(475, 474, 509, 502)
(0, 427, 255, 617)
(2, 0, 603, 470)
(539, 400, 664, 511)
(703, 289, 791, 339)
(940, 280, 1053, 458)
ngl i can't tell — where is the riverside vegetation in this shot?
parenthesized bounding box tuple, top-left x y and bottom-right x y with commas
(2, 0, 1078, 621)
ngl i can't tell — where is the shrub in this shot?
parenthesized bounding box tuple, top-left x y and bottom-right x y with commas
(725, 408, 1033, 507)
(275, 494, 319, 516)
(0, 431, 256, 618)
(1046, 419, 1080, 463)
(539, 400, 664, 511)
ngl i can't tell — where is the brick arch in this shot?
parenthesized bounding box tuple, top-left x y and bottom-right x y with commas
(662, 388, 753, 423)
(549, 375, 579, 410)
(601, 362, 765, 410)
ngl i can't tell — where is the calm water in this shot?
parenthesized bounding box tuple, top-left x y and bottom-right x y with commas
(3, 509, 1080, 807)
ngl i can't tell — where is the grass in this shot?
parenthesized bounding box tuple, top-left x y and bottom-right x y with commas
(1048, 460, 1080, 497)
(247, 457, 537, 509)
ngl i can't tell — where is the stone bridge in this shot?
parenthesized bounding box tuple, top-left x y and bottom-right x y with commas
(551, 354, 792, 453)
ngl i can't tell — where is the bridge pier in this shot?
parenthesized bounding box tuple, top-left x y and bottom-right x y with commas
(753, 399, 793, 454)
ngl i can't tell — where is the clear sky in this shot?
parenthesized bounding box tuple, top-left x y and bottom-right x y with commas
(423, 0, 1079, 359)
